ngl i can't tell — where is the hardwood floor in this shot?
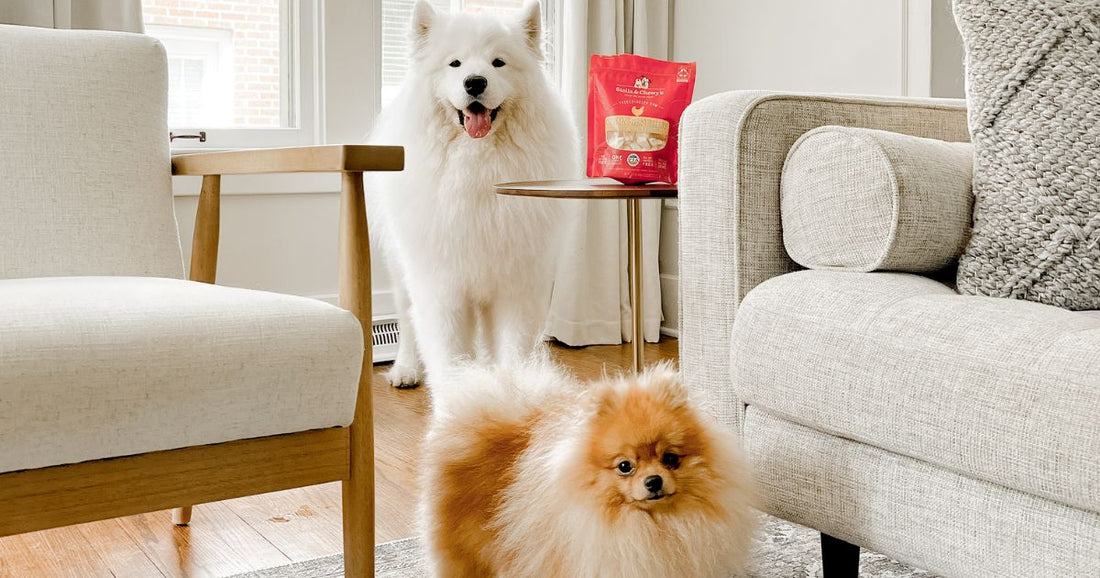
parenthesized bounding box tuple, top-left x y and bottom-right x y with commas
(0, 339, 678, 578)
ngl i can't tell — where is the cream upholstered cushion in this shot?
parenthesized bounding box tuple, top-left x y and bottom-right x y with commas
(780, 126, 973, 273)
(0, 24, 183, 280)
(745, 408, 1100, 578)
(732, 269, 1100, 514)
(0, 277, 364, 473)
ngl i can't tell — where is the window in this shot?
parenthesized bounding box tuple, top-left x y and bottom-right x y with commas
(144, 0, 317, 149)
(148, 25, 234, 127)
(380, 0, 563, 107)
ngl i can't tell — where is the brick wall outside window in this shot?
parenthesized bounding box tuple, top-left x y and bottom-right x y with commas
(143, 0, 282, 127)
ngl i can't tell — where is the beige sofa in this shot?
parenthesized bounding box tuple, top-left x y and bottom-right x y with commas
(678, 91, 1099, 577)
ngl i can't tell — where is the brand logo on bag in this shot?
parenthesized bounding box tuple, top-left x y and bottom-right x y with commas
(626, 153, 641, 167)
(634, 76, 650, 89)
(676, 67, 690, 82)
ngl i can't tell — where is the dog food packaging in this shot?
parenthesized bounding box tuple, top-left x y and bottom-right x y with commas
(587, 54, 696, 184)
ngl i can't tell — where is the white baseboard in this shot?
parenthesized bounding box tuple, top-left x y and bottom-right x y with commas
(659, 273, 679, 341)
(316, 287, 680, 359)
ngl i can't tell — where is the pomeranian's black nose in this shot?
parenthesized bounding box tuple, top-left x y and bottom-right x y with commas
(644, 475, 663, 493)
(464, 75, 488, 97)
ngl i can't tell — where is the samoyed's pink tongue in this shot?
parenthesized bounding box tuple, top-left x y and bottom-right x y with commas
(463, 108, 491, 138)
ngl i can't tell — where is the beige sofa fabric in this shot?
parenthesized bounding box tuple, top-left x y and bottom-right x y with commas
(0, 277, 364, 473)
(746, 408, 1100, 578)
(732, 269, 1100, 514)
(0, 24, 183, 280)
(678, 92, 969, 432)
(781, 126, 973, 272)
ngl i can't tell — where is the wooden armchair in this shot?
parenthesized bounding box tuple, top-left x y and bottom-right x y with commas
(0, 24, 401, 577)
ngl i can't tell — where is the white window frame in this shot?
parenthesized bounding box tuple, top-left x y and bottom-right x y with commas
(164, 0, 320, 152)
(149, 25, 235, 127)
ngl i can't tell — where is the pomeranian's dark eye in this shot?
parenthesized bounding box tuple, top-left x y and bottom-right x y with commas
(661, 452, 681, 469)
(616, 460, 636, 475)
(492, 58, 506, 68)
(449, 59, 461, 68)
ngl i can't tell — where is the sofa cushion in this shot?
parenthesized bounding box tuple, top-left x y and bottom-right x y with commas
(954, 0, 1100, 310)
(732, 270, 1100, 513)
(0, 277, 364, 473)
(781, 126, 973, 273)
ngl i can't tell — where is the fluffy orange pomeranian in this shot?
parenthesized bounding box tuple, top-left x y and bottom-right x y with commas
(421, 361, 757, 577)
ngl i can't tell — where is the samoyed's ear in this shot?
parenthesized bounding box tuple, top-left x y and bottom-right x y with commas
(517, 1, 542, 57)
(410, 0, 436, 56)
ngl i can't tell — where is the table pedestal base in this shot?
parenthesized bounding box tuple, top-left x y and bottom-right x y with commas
(627, 198, 644, 373)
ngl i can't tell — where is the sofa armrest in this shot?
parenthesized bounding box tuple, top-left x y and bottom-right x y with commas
(678, 90, 968, 433)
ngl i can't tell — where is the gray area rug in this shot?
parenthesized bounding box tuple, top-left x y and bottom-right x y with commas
(230, 514, 937, 577)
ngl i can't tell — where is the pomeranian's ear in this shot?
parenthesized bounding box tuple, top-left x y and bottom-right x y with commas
(641, 363, 689, 409)
(517, 1, 543, 58)
(410, 0, 436, 57)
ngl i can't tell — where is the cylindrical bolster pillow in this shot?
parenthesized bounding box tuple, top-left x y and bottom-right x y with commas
(781, 126, 974, 273)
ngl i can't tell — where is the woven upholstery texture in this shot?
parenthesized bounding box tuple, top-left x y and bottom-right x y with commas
(954, 0, 1100, 309)
(733, 269, 1100, 514)
(0, 25, 183, 280)
(781, 126, 973, 273)
(0, 276, 364, 473)
(678, 92, 968, 433)
(746, 408, 1100, 578)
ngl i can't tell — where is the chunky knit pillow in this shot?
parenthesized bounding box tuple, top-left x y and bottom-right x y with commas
(954, 0, 1100, 309)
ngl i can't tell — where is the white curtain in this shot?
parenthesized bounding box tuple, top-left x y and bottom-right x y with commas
(0, 0, 144, 32)
(546, 0, 670, 346)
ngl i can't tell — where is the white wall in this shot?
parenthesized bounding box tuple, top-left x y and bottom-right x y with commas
(673, 0, 911, 100)
(660, 0, 962, 334)
(930, 0, 965, 98)
(173, 189, 394, 315)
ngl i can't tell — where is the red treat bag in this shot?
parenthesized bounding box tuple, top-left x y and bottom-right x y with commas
(587, 54, 696, 184)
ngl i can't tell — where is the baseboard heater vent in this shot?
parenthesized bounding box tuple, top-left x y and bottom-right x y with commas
(371, 317, 399, 363)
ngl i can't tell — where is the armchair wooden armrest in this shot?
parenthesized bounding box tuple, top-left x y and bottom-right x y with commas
(171, 144, 404, 176)
(170, 144, 403, 577)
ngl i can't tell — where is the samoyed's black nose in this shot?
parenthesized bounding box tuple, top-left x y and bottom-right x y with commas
(644, 475, 663, 492)
(464, 75, 488, 97)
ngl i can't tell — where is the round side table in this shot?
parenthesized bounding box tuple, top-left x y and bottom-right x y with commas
(495, 178, 678, 373)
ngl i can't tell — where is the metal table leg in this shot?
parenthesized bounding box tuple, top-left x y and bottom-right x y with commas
(627, 198, 644, 373)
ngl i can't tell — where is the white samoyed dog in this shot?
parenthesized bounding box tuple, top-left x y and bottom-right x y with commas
(367, 0, 577, 387)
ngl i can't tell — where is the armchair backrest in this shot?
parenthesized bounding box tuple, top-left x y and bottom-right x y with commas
(0, 24, 184, 280)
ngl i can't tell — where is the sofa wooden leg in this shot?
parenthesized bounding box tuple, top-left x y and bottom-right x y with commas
(172, 506, 193, 526)
(821, 532, 859, 578)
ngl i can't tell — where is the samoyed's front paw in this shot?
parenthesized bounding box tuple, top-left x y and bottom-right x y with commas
(386, 364, 422, 389)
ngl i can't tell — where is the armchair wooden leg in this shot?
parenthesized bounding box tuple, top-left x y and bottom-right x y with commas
(172, 175, 219, 532)
(339, 171, 375, 577)
(172, 506, 193, 526)
(821, 532, 860, 578)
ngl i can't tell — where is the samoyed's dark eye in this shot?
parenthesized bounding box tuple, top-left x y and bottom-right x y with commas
(449, 59, 461, 68)
(616, 460, 635, 475)
(492, 58, 506, 68)
(661, 452, 681, 470)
